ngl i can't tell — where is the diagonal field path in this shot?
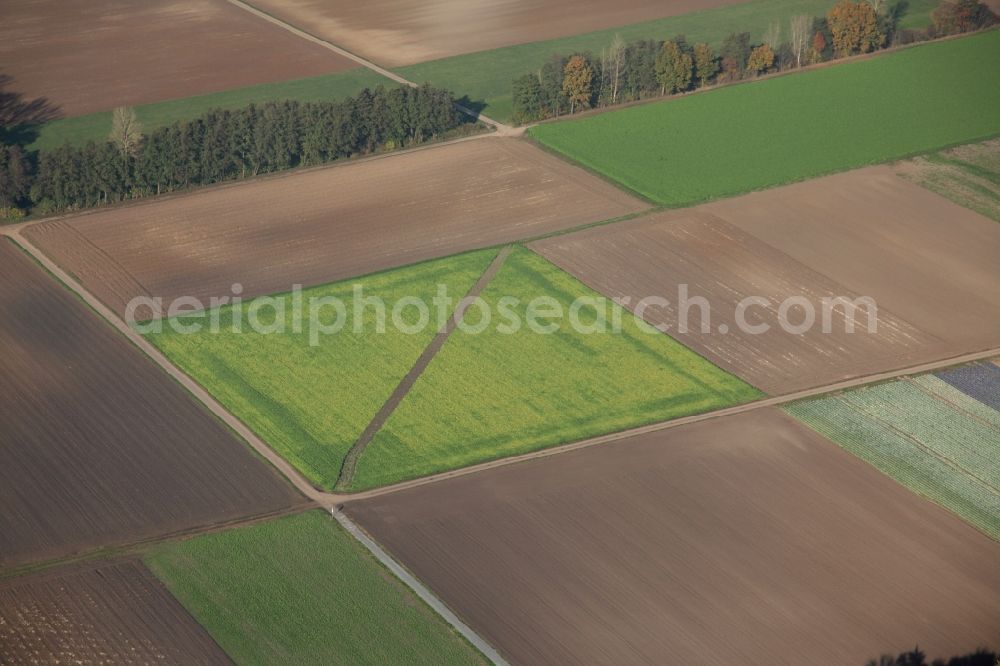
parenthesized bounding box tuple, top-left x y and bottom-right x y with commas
(336, 246, 514, 490)
(224, 0, 521, 136)
(5, 224, 1000, 507)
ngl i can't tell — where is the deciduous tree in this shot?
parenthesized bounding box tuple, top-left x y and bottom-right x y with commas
(512, 74, 543, 123)
(809, 30, 828, 62)
(790, 15, 812, 67)
(109, 106, 143, 161)
(827, 0, 885, 56)
(562, 55, 595, 113)
(655, 40, 694, 95)
(746, 43, 776, 75)
(693, 43, 719, 87)
(720, 32, 751, 81)
(932, 0, 998, 34)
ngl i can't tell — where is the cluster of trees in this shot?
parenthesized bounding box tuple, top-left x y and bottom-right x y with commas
(1, 84, 465, 217)
(866, 647, 997, 666)
(511, 0, 997, 123)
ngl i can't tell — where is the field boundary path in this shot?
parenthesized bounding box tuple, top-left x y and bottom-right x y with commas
(4, 231, 332, 508)
(332, 509, 510, 665)
(336, 246, 514, 490)
(5, 223, 999, 507)
(225, 0, 520, 136)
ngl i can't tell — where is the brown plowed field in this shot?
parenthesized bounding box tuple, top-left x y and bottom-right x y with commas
(531, 167, 1000, 394)
(0, 560, 231, 663)
(248, 0, 744, 66)
(0, 240, 304, 570)
(25, 138, 646, 318)
(0, 0, 357, 117)
(346, 408, 1000, 665)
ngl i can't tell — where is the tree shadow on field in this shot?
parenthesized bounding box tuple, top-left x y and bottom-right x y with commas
(865, 646, 998, 666)
(0, 74, 62, 147)
(454, 95, 487, 123)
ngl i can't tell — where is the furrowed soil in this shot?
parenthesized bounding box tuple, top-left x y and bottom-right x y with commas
(246, 0, 745, 67)
(531, 167, 1000, 394)
(25, 138, 646, 318)
(0, 0, 358, 118)
(345, 408, 1000, 665)
(0, 239, 304, 570)
(0, 560, 230, 663)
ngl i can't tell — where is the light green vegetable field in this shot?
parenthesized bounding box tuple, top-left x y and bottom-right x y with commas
(352, 247, 760, 490)
(146, 250, 496, 490)
(786, 374, 1000, 540)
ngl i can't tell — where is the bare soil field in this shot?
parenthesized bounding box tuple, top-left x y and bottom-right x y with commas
(247, 0, 743, 66)
(0, 0, 358, 117)
(0, 240, 304, 570)
(0, 560, 231, 663)
(532, 167, 1000, 394)
(346, 408, 1000, 665)
(25, 138, 646, 317)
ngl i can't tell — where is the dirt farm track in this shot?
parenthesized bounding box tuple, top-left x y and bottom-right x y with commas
(25, 138, 646, 317)
(0, 0, 357, 117)
(346, 408, 1000, 664)
(0, 239, 304, 570)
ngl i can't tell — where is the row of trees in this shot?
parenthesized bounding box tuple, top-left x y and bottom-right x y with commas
(511, 0, 997, 123)
(1, 84, 465, 216)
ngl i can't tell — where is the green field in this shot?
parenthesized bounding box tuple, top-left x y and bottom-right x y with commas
(30, 68, 391, 150)
(145, 511, 484, 665)
(146, 250, 496, 491)
(528, 31, 1000, 206)
(395, 0, 937, 122)
(350, 247, 761, 490)
(786, 374, 1000, 540)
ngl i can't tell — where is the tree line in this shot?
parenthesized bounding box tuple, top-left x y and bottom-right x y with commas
(1, 84, 466, 218)
(511, 0, 998, 123)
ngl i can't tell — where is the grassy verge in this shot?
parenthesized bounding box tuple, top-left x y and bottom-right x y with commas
(394, 0, 937, 122)
(528, 30, 1000, 206)
(898, 138, 1000, 220)
(30, 68, 391, 150)
(351, 247, 761, 490)
(145, 511, 485, 665)
(146, 250, 496, 491)
(786, 373, 1000, 540)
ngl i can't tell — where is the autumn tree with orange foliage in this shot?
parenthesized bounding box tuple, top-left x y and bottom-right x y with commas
(809, 30, 827, 62)
(746, 44, 776, 75)
(827, 0, 885, 57)
(562, 55, 595, 113)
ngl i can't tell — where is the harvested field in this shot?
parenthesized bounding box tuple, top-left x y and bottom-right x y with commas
(146, 511, 484, 665)
(25, 138, 645, 318)
(787, 371, 1000, 539)
(0, 560, 230, 663)
(0, 240, 303, 570)
(345, 408, 1000, 664)
(0, 0, 357, 118)
(532, 167, 1000, 394)
(247, 0, 743, 67)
